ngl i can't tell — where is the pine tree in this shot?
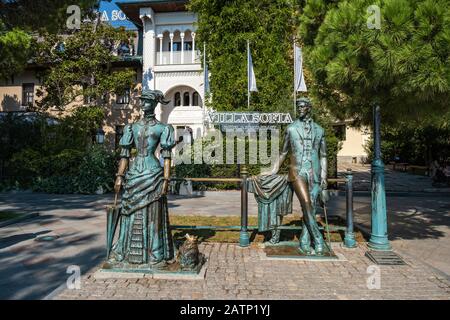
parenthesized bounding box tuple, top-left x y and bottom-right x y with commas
(298, 0, 450, 125)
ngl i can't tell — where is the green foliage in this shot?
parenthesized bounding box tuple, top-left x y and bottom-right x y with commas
(298, 0, 450, 125)
(77, 145, 116, 194)
(32, 176, 79, 194)
(0, 0, 100, 34)
(0, 113, 42, 162)
(0, 25, 32, 79)
(0, 0, 100, 79)
(41, 106, 105, 154)
(34, 22, 136, 110)
(0, 107, 117, 193)
(311, 100, 342, 178)
(189, 0, 296, 112)
(364, 114, 450, 165)
(7, 148, 44, 187)
(186, 0, 341, 180)
(44, 149, 85, 177)
(175, 121, 340, 191)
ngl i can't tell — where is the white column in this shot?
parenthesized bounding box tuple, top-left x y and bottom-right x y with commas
(158, 34, 163, 65)
(149, 30, 156, 78)
(191, 32, 196, 63)
(142, 28, 156, 90)
(139, 8, 156, 90)
(180, 32, 185, 64)
(169, 33, 174, 64)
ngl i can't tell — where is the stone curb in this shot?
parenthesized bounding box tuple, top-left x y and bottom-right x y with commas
(0, 211, 39, 228)
(93, 262, 208, 281)
(42, 282, 69, 300)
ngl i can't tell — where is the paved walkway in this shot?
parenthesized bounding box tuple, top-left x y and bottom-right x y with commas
(337, 162, 449, 192)
(54, 243, 449, 300)
(346, 196, 450, 276)
(0, 190, 449, 299)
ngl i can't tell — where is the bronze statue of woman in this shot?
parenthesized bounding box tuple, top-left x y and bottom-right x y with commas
(109, 89, 175, 267)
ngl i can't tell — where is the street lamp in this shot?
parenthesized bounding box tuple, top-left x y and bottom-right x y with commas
(368, 104, 391, 251)
(95, 128, 105, 144)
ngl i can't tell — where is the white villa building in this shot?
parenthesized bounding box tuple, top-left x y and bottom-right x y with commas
(0, 0, 369, 163)
(118, 0, 206, 140)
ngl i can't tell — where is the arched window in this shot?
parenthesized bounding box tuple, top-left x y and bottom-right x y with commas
(174, 92, 181, 106)
(192, 92, 200, 106)
(183, 92, 190, 106)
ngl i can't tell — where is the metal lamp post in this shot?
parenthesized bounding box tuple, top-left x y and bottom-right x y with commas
(368, 104, 391, 250)
(239, 164, 250, 247)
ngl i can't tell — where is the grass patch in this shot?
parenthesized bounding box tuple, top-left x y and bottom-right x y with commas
(170, 215, 366, 244)
(0, 211, 26, 222)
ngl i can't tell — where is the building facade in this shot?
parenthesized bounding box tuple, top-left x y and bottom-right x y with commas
(334, 121, 370, 164)
(0, 0, 369, 160)
(118, 0, 206, 142)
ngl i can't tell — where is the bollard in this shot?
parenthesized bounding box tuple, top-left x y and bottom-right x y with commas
(344, 168, 357, 248)
(239, 165, 250, 247)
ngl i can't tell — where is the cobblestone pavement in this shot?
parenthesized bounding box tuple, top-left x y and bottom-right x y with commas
(0, 190, 449, 299)
(54, 243, 449, 300)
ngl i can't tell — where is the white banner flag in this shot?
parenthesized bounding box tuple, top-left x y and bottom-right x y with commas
(294, 45, 307, 92)
(248, 45, 258, 92)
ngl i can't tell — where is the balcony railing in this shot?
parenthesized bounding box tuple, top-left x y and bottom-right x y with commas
(156, 50, 201, 65)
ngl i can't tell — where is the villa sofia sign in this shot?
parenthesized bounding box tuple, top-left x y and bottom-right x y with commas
(98, 0, 137, 30)
(101, 10, 127, 22)
(207, 111, 293, 131)
(207, 112, 293, 125)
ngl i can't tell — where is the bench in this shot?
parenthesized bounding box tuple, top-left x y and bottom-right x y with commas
(389, 162, 409, 172)
(408, 165, 429, 176)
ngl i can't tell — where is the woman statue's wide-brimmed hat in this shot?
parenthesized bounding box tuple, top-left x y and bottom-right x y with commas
(139, 89, 170, 105)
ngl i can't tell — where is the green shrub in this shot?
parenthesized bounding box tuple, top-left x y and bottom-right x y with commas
(0, 106, 115, 194)
(174, 125, 340, 190)
(76, 145, 116, 194)
(29, 146, 116, 194)
(32, 176, 78, 194)
(43, 149, 85, 177)
(9, 148, 44, 177)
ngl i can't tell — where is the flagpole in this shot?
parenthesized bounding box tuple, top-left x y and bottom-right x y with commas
(204, 43, 206, 99)
(247, 40, 250, 109)
(203, 42, 207, 122)
(293, 41, 297, 117)
(294, 38, 297, 118)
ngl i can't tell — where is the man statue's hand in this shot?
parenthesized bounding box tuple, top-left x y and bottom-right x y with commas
(114, 176, 123, 194)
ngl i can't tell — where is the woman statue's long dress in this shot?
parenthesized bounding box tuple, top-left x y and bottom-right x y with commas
(109, 90, 176, 266)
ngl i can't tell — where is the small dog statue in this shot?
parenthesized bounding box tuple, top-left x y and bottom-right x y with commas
(177, 234, 204, 271)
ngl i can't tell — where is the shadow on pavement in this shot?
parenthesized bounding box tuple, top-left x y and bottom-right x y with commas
(0, 242, 104, 300)
(0, 230, 51, 250)
(353, 198, 450, 241)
